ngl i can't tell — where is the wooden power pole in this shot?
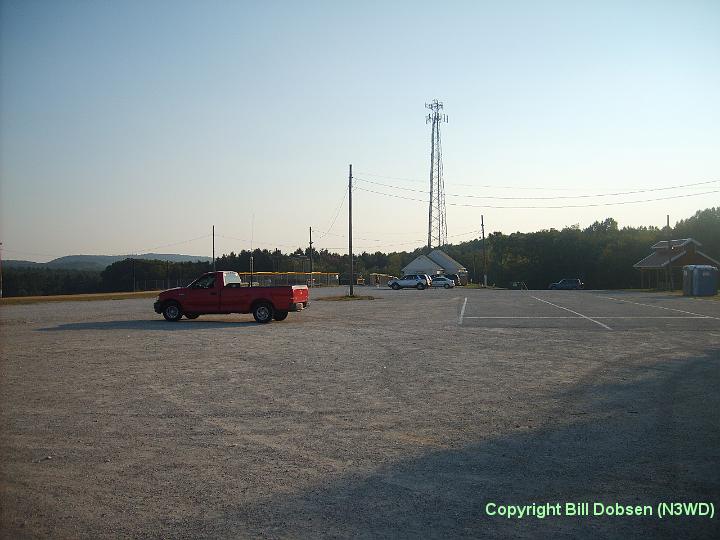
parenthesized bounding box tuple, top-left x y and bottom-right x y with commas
(348, 164, 353, 297)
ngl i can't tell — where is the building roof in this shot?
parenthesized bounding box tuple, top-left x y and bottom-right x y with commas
(633, 250, 687, 269)
(402, 249, 469, 276)
(401, 254, 445, 275)
(426, 249, 467, 273)
(650, 238, 701, 250)
(634, 236, 719, 269)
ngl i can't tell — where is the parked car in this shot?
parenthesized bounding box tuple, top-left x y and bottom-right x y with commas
(388, 274, 432, 290)
(443, 274, 461, 286)
(430, 276, 455, 289)
(153, 271, 309, 323)
(548, 278, 584, 290)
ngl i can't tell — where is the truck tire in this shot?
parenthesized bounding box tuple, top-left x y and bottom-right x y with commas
(185, 313, 199, 319)
(253, 302, 273, 324)
(273, 311, 289, 321)
(162, 302, 182, 322)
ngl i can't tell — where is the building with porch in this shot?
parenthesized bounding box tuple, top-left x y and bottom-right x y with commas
(633, 238, 719, 289)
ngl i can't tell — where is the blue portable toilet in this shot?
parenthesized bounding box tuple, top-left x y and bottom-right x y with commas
(683, 265, 718, 296)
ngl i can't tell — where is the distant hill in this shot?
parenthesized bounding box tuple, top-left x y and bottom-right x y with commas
(6, 253, 212, 271)
(4, 260, 44, 268)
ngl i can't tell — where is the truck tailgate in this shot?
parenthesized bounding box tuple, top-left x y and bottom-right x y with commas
(291, 285, 309, 304)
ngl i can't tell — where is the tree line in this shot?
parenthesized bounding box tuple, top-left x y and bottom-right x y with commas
(3, 207, 717, 296)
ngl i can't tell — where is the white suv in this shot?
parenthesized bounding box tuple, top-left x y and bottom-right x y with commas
(388, 274, 432, 290)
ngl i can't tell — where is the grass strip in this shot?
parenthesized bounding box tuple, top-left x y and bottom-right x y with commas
(0, 291, 158, 306)
(315, 295, 375, 301)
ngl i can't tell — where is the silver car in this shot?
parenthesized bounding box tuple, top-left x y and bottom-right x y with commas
(388, 274, 431, 290)
(430, 276, 455, 289)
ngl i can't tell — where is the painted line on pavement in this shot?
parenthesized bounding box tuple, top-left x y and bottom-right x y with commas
(530, 296, 613, 330)
(464, 316, 709, 320)
(459, 297, 468, 325)
(598, 295, 719, 320)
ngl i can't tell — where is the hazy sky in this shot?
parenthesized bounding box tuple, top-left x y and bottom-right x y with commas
(1, 0, 719, 262)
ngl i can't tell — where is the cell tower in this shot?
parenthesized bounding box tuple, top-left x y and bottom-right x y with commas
(426, 99, 448, 249)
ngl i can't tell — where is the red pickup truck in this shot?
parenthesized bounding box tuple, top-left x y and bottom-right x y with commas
(153, 271, 309, 323)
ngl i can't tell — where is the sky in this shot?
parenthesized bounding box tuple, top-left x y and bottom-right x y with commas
(1, 0, 719, 262)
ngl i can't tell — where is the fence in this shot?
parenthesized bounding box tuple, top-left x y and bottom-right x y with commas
(235, 272, 340, 287)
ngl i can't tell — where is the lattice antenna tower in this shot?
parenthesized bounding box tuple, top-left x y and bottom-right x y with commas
(426, 99, 448, 249)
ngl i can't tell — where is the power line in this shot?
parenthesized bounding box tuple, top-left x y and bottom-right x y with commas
(356, 170, 720, 193)
(317, 227, 482, 244)
(354, 176, 720, 201)
(354, 170, 601, 191)
(130, 234, 212, 255)
(316, 190, 347, 239)
(215, 234, 300, 249)
(353, 185, 720, 209)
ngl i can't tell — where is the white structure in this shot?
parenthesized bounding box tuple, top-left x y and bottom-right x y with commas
(402, 249, 468, 284)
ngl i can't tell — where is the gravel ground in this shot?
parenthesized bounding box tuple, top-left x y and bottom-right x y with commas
(1, 287, 719, 538)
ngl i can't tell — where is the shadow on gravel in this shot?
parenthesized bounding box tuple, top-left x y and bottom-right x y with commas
(165, 350, 720, 539)
(37, 319, 262, 331)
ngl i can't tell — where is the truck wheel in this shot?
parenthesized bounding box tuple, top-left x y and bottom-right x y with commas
(253, 302, 273, 324)
(185, 313, 199, 319)
(162, 302, 182, 322)
(273, 311, 289, 321)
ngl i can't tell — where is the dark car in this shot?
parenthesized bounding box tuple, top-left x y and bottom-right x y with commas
(548, 278, 584, 290)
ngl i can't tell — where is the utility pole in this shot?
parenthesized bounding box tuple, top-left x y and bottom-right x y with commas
(309, 226, 313, 288)
(212, 225, 216, 272)
(481, 215, 487, 287)
(666, 215, 674, 291)
(250, 214, 255, 286)
(348, 164, 354, 297)
(426, 99, 448, 249)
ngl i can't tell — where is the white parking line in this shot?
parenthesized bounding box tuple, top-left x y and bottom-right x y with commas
(459, 297, 468, 325)
(598, 295, 719, 320)
(530, 296, 613, 330)
(464, 316, 578, 319)
(464, 316, 709, 319)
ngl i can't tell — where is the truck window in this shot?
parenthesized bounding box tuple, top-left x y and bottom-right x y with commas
(223, 272, 243, 285)
(191, 275, 215, 289)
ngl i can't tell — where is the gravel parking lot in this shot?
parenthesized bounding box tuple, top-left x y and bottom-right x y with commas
(1, 287, 719, 538)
